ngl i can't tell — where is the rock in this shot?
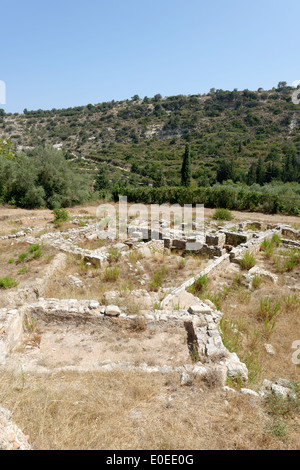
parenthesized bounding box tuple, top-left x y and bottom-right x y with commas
(129, 408, 143, 420)
(240, 388, 260, 398)
(188, 304, 212, 315)
(222, 386, 237, 393)
(68, 275, 83, 288)
(264, 344, 275, 355)
(192, 365, 208, 377)
(105, 305, 121, 317)
(248, 266, 278, 284)
(271, 384, 291, 399)
(180, 372, 192, 386)
(89, 301, 100, 310)
(223, 352, 248, 384)
(276, 378, 292, 389)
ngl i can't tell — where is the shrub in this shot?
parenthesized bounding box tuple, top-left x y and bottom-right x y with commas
(53, 208, 69, 224)
(213, 208, 233, 221)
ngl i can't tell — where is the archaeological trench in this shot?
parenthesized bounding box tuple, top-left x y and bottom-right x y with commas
(0, 211, 299, 450)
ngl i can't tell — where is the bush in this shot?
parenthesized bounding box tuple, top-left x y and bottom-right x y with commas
(53, 208, 69, 225)
(0, 145, 91, 209)
(213, 208, 233, 221)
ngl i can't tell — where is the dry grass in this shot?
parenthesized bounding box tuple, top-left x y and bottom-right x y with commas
(0, 369, 298, 450)
(221, 280, 300, 385)
(45, 247, 210, 305)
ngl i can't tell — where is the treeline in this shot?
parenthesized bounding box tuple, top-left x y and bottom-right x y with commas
(0, 140, 91, 208)
(216, 142, 300, 185)
(109, 183, 300, 215)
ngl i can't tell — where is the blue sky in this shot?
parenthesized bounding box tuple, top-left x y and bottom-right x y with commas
(1, 0, 299, 113)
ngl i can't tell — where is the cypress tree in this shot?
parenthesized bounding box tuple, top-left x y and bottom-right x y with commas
(94, 164, 110, 191)
(247, 163, 257, 185)
(256, 157, 266, 185)
(181, 144, 191, 187)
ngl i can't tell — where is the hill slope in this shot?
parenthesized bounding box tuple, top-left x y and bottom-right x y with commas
(0, 86, 299, 186)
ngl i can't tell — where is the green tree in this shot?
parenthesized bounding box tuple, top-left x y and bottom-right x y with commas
(94, 164, 110, 191)
(0, 138, 15, 160)
(180, 144, 191, 187)
(216, 159, 235, 183)
(256, 157, 266, 185)
(247, 163, 257, 185)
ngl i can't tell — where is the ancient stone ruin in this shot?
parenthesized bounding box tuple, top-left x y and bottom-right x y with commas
(0, 213, 299, 449)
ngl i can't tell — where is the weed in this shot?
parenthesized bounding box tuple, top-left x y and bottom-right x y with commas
(257, 296, 281, 322)
(104, 266, 120, 282)
(282, 294, 299, 311)
(0, 276, 19, 289)
(187, 274, 209, 296)
(269, 418, 287, 438)
(24, 313, 39, 333)
(18, 267, 28, 275)
(33, 248, 43, 259)
(148, 266, 167, 292)
(239, 251, 256, 270)
(17, 252, 28, 264)
(129, 317, 146, 332)
(252, 273, 262, 289)
(28, 244, 41, 253)
(107, 247, 121, 264)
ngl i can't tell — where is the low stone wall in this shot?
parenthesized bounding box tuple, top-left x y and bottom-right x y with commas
(229, 228, 280, 261)
(281, 227, 300, 241)
(161, 253, 230, 309)
(0, 253, 67, 364)
(0, 253, 67, 308)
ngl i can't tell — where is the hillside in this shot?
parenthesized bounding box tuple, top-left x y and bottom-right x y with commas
(1, 85, 300, 187)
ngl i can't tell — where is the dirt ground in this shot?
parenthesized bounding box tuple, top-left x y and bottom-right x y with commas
(0, 203, 299, 229)
(14, 320, 188, 369)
